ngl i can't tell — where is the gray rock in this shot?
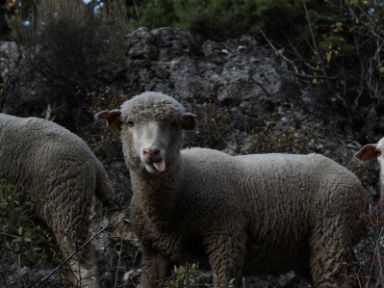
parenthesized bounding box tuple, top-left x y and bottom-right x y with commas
(125, 27, 157, 62)
(0, 41, 19, 79)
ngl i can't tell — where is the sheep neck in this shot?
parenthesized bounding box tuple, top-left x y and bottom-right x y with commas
(130, 164, 180, 230)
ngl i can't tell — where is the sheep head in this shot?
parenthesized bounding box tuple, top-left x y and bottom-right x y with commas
(355, 138, 384, 162)
(96, 92, 196, 175)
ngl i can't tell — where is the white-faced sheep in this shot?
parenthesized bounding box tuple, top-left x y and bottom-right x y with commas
(355, 137, 384, 202)
(0, 113, 114, 288)
(96, 92, 368, 288)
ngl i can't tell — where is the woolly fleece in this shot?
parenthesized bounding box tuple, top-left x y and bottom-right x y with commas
(108, 92, 369, 288)
(0, 113, 113, 287)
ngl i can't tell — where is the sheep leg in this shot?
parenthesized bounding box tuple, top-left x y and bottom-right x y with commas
(205, 231, 246, 287)
(44, 168, 100, 287)
(309, 216, 353, 288)
(139, 246, 171, 288)
(56, 232, 100, 288)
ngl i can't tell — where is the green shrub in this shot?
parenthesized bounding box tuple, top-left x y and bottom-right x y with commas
(0, 184, 54, 263)
(266, 0, 384, 108)
(8, 0, 109, 129)
(119, 0, 296, 38)
(165, 263, 201, 288)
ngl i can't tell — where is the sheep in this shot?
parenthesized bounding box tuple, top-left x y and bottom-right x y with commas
(96, 91, 369, 288)
(0, 113, 114, 288)
(355, 137, 384, 202)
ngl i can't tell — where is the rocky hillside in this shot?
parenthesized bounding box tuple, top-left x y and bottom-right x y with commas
(0, 27, 383, 287)
(1, 26, 379, 193)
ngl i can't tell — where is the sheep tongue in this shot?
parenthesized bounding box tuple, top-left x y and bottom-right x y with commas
(153, 160, 166, 172)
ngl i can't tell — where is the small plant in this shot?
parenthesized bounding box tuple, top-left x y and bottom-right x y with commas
(0, 183, 55, 263)
(165, 263, 200, 288)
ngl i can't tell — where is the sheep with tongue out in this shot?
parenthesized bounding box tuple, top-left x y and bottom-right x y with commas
(96, 91, 368, 288)
(96, 92, 194, 176)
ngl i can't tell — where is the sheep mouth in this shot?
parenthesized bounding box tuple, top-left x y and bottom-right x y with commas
(146, 159, 166, 173)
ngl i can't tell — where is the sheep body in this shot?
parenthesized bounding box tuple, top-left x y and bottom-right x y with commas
(0, 113, 113, 288)
(97, 92, 368, 288)
(131, 149, 366, 282)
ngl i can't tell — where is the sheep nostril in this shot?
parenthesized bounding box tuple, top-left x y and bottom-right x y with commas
(152, 148, 160, 156)
(143, 148, 161, 161)
(143, 148, 151, 158)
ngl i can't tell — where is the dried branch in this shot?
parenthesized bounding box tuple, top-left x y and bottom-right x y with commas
(35, 209, 129, 287)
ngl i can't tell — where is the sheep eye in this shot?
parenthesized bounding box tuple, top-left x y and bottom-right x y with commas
(127, 121, 135, 128)
(171, 121, 178, 128)
(376, 149, 381, 156)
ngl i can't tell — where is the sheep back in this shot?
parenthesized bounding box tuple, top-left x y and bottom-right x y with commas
(0, 113, 113, 236)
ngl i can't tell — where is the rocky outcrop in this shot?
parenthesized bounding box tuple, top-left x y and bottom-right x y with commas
(0, 25, 379, 195)
(99, 27, 364, 165)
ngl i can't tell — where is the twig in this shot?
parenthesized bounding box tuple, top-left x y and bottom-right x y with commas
(302, 0, 319, 56)
(301, 0, 333, 91)
(123, 249, 140, 288)
(284, 36, 323, 72)
(0, 231, 22, 239)
(258, 28, 337, 83)
(113, 236, 124, 288)
(374, 227, 384, 287)
(18, 254, 21, 288)
(34, 214, 123, 288)
(295, 74, 337, 80)
(257, 28, 299, 75)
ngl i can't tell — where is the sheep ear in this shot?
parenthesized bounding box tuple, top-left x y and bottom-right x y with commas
(355, 144, 379, 161)
(182, 113, 197, 130)
(95, 110, 122, 130)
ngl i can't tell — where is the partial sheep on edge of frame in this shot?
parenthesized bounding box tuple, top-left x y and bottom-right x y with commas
(0, 113, 114, 288)
(355, 137, 384, 202)
(96, 91, 369, 288)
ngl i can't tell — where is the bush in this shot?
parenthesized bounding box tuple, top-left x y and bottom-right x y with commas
(0, 184, 54, 264)
(164, 263, 216, 288)
(120, 0, 282, 38)
(257, 0, 384, 124)
(6, 0, 109, 129)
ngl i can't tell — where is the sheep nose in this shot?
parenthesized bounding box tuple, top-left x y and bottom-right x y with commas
(143, 147, 161, 161)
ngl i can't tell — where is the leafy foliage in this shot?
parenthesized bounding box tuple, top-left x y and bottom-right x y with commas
(0, 184, 54, 263)
(165, 263, 201, 288)
(6, 0, 108, 129)
(121, 0, 294, 38)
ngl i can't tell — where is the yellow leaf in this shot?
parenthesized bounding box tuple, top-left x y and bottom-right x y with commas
(326, 51, 333, 63)
(333, 22, 343, 33)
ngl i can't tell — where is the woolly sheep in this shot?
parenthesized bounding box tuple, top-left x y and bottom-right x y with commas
(355, 137, 384, 202)
(0, 113, 114, 288)
(96, 92, 368, 288)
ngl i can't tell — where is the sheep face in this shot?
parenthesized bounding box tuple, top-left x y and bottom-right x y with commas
(96, 92, 196, 175)
(125, 119, 178, 174)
